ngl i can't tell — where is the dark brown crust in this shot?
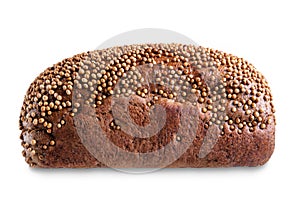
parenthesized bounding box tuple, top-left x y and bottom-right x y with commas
(19, 43, 275, 168)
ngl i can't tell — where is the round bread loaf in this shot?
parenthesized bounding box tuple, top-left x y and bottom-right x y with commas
(19, 43, 275, 168)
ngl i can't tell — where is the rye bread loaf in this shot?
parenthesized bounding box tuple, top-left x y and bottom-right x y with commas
(19, 43, 275, 168)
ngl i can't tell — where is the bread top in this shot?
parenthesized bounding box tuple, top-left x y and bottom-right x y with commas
(19, 43, 275, 164)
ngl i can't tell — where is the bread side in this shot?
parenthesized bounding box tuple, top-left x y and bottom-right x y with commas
(19, 44, 275, 168)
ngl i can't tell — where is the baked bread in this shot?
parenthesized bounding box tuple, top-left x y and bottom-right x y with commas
(19, 43, 275, 168)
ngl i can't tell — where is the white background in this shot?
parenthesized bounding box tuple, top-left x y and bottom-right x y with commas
(0, 0, 299, 199)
